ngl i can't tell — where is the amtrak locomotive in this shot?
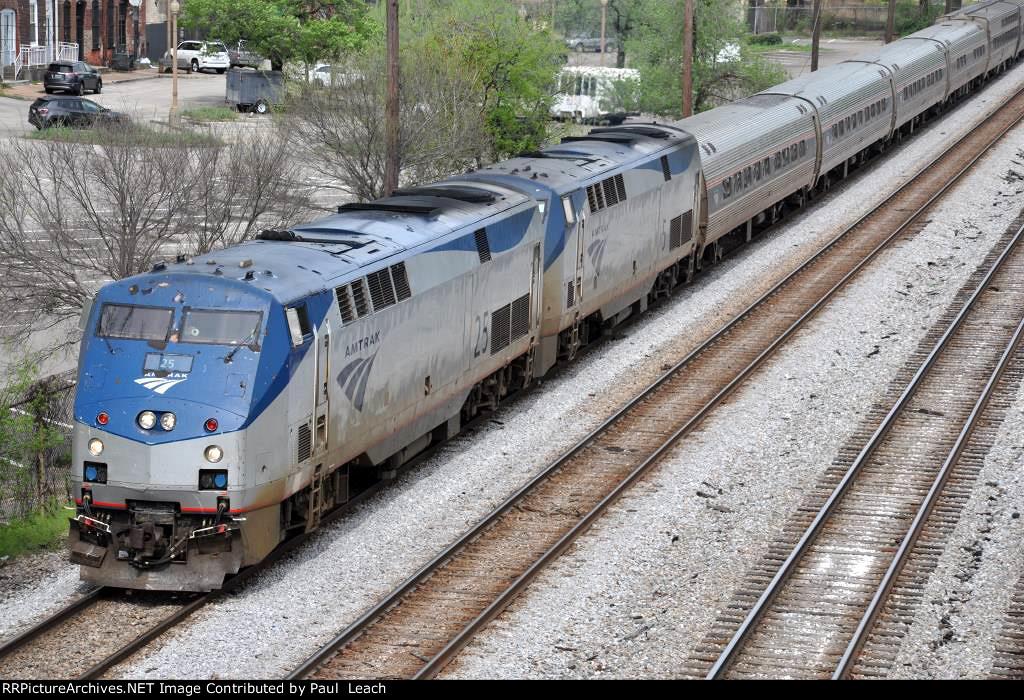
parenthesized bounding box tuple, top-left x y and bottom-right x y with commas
(69, 1, 1024, 590)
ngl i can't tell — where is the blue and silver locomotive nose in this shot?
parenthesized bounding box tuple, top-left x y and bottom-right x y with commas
(69, 270, 293, 591)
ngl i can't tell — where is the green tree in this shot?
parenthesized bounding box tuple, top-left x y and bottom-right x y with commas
(402, 0, 564, 158)
(557, 0, 642, 68)
(180, 0, 377, 70)
(628, 0, 787, 116)
(0, 357, 66, 518)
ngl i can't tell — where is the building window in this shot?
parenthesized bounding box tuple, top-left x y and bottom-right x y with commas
(63, 1, 70, 43)
(30, 0, 39, 45)
(107, 0, 114, 49)
(92, 1, 100, 49)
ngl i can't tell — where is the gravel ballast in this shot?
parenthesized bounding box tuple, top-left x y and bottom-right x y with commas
(3, 66, 1023, 680)
(443, 78, 1024, 677)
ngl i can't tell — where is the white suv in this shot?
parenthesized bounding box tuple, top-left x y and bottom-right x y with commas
(174, 41, 230, 74)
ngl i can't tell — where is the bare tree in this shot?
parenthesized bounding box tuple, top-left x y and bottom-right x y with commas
(0, 125, 313, 349)
(285, 45, 490, 202)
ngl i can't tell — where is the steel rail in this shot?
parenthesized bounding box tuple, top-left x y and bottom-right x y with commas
(289, 82, 1024, 681)
(832, 278, 1024, 679)
(74, 479, 386, 679)
(0, 587, 105, 661)
(707, 221, 1024, 679)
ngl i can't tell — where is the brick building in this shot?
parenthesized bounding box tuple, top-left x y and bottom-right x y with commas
(0, 0, 146, 79)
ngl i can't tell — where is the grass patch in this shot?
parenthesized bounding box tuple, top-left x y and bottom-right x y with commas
(0, 504, 69, 559)
(182, 105, 238, 122)
(746, 37, 814, 54)
(28, 125, 223, 147)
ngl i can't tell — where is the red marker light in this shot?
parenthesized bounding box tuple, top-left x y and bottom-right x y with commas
(97, 412, 109, 426)
(205, 418, 219, 432)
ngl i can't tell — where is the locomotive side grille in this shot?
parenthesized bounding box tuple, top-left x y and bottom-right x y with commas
(566, 280, 575, 308)
(297, 423, 312, 463)
(475, 228, 491, 263)
(510, 293, 530, 342)
(602, 177, 619, 207)
(335, 284, 355, 324)
(350, 278, 370, 317)
(660, 155, 672, 181)
(390, 262, 412, 301)
(669, 211, 693, 251)
(490, 304, 511, 355)
(367, 269, 397, 311)
(586, 175, 626, 213)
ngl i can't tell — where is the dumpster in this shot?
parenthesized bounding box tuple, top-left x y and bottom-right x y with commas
(226, 68, 284, 114)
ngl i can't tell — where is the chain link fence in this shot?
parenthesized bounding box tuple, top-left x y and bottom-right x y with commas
(1, 370, 76, 524)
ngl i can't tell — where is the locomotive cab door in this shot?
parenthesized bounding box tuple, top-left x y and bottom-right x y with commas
(313, 322, 331, 457)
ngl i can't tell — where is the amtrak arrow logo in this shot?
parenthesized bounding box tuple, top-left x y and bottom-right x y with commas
(134, 376, 188, 395)
(337, 350, 378, 411)
(588, 238, 607, 277)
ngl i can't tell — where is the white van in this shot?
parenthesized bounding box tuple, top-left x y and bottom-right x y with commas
(173, 41, 230, 74)
(551, 66, 640, 124)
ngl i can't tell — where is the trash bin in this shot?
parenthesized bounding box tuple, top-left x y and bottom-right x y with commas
(112, 53, 135, 71)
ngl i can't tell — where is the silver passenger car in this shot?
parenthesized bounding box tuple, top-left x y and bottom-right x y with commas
(763, 61, 893, 182)
(906, 20, 989, 97)
(850, 37, 948, 131)
(675, 94, 817, 244)
(960, 1, 1023, 69)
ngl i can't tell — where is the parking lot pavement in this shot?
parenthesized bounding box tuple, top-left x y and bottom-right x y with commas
(0, 70, 229, 133)
(0, 94, 30, 136)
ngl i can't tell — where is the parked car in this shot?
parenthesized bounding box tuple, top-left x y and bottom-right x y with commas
(43, 61, 102, 95)
(28, 96, 127, 129)
(173, 40, 230, 74)
(228, 40, 264, 69)
(565, 35, 618, 53)
(309, 64, 361, 88)
(158, 50, 193, 74)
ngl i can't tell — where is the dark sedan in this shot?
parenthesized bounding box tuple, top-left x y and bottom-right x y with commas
(44, 61, 103, 95)
(28, 96, 126, 129)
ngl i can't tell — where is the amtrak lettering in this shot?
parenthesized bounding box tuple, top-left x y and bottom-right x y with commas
(345, 330, 381, 358)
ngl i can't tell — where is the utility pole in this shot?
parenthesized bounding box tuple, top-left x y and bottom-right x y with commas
(811, 0, 822, 71)
(885, 0, 896, 44)
(600, 0, 608, 66)
(384, 0, 400, 197)
(169, 0, 179, 126)
(682, 0, 693, 116)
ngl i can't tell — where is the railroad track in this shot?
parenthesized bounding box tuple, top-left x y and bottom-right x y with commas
(697, 221, 1024, 679)
(0, 482, 385, 680)
(288, 85, 1024, 680)
(991, 574, 1024, 679)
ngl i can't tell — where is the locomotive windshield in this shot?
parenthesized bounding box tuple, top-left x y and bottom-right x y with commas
(180, 309, 262, 346)
(97, 304, 173, 341)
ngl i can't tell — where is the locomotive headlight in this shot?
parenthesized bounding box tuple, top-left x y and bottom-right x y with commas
(204, 445, 224, 463)
(160, 412, 177, 431)
(137, 411, 157, 430)
(88, 438, 104, 456)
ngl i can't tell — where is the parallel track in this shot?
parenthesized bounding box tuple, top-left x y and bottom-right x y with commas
(288, 84, 1024, 681)
(702, 219, 1024, 679)
(991, 574, 1024, 679)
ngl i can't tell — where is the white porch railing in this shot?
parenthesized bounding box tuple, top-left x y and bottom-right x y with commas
(5, 42, 79, 80)
(10, 48, 22, 80)
(21, 44, 48, 68)
(57, 42, 79, 62)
